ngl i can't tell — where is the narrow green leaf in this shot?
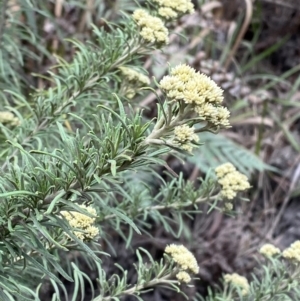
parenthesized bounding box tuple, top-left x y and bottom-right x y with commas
(0, 191, 37, 198)
(22, 253, 63, 285)
(97, 105, 131, 137)
(109, 208, 140, 234)
(45, 190, 66, 215)
(30, 215, 68, 251)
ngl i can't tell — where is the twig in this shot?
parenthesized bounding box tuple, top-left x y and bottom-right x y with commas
(266, 155, 300, 239)
(52, 0, 64, 52)
(0, 88, 81, 172)
(223, 0, 253, 70)
(188, 165, 200, 182)
(79, 0, 95, 32)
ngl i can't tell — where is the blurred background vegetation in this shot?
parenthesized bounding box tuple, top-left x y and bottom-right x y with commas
(1, 0, 300, 299)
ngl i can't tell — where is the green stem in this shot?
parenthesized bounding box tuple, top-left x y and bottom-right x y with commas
(255, 100, 267, 155)
(103, 194, 219, 220)
(93, 273, 173, 301)
(110, 44, 142, 69)
(144, 107, 186, 145)
(1, 40, 144, 171)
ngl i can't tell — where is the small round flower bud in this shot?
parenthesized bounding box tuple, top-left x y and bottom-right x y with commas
(154, 0, 194, 20)
(132, 9, 169, 47)
(224, 273, 249, 296)
(259, 244, 281, 257)
(215, 163, 250, 199)
(165, 244, 199, 274)
(173, 124, 199, 153)
(0, 111, 20, 126)
(282, 241, 300, 262)
(61, 205, 99, 240)
(176, 271, 191, 283)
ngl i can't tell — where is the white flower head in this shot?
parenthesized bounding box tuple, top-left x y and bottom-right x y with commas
(61, 205, 99, 240)
(176, 271, 191, 283)
(132, 9, 169, 46)
(224, 273, 250, 296)
(165, 244, 199, 274)
(215, 163, 250, 199)
(282, 241, 300, 262)
(259, 244, 281, 257)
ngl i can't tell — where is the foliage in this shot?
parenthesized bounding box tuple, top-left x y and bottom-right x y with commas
(189, 132, 273, 176)
(198, 254, 300, 301)
(0, 0, 299, 301)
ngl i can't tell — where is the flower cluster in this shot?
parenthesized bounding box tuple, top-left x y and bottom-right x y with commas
(153, 0, 194, 20)
(119, 66, 150, 99)
(173, 124, 199, 152)
(215, 163, 250, 199)
(165, 244, 199, 283)
(119, 66, 150, 86)
(0, 111, 20, 126)
(176, 271, 191, 283)
(159, 64, 230, 127)
(282, 241, 300, 262)
(224, 273, 250, 296)
(223, 202, 233, 211)
(259, 243, 281, 257)
(61, 205, 99, 241)
(132, 9, 169, 46)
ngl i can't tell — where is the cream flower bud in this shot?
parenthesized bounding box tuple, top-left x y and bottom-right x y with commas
(259, 244, 281, 257)
(215, 163, 250, 199)
(215, 163, 236, 177)
(132, 9, 169, 46)
(119, 66, 150, 86)
(158, 7, 178, 19)
(193, 73, 224, 104)
(61, 205, 99, 240)
(0, 111, 20, 126)
(154, 0, 194, 20)
(165, 244, 199, 274)
(174, 124, 198, 143)
(282, 241, 300, 262)
(173, 125, 199, 153)
(224, 273, 250, 296)
(224, 202, 233, 211)
(159, 75, 185, 94)
(176, 271, 191, 283)
(171, 64, 196, 82)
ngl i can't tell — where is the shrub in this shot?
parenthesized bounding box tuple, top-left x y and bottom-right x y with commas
(1, 0, 300, 300)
